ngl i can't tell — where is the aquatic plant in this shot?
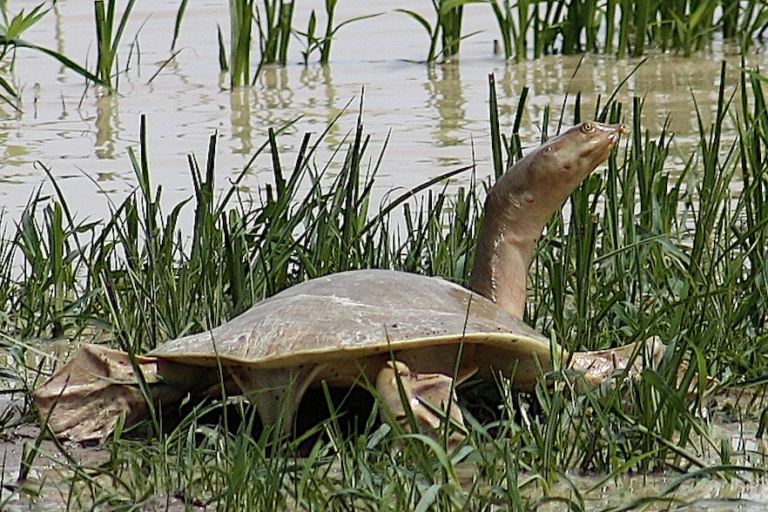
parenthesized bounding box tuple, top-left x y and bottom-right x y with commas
(170, 0, 189, 52)
(94, 0, 137, 91)
(256, 0, 294, 68)
(488, 0, 768, 60)
(299, 0, 381, 65)
(0, 1, 106, 108)
(398, 0, 484, 63)
(221, 0, 297, 87)
(488, 0, 535, 62)
(219, 0, 254, 87)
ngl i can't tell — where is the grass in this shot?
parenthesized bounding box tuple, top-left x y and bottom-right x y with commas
(0, 1, 107, 107)
(1, 60, 768, 509)
(219, 0, 254, 87)
(298, 0, 381, 66)
(94, 0, 137, 91)
(398, 0, 484, 63)
(255, 0, 295, 69)
(487, 0, 768, 60)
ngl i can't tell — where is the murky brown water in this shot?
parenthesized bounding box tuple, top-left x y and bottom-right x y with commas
(0, 0, 760, 225)
(3, 1, 768, 509)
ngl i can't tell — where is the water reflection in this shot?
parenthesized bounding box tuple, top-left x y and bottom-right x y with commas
(256, 66, 294, 121)
(230, 86, 254, 155)
(299, 64, 345, 150)
(94, 94, 119, 159)
(426, 62, 466, 148)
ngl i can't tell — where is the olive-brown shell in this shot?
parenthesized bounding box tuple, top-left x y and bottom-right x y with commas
(149, 269, 552, 369)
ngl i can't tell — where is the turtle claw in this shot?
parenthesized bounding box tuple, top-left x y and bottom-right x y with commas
(566, 337, 718, 398)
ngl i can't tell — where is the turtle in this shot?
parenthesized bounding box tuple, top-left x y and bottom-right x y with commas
(34, 120, 654, 443)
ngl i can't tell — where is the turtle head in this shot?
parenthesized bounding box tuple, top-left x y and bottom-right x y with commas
(491, 121, 627, 240)
(470, 121, 627, 318)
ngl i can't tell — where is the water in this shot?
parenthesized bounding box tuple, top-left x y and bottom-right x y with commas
(0, 0, 757, 225)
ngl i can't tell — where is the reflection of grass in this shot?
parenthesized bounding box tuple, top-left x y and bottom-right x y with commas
(3, 69, 768, 508)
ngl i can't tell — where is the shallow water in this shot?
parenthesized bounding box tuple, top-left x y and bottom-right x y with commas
(0, 0, 761, 226)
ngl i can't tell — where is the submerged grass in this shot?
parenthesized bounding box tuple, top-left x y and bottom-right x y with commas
(2, 64, 768, 508)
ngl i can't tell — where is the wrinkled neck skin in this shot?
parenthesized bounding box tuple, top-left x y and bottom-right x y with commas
(469, 121, 625, 319)
(469, 195, 537, 320)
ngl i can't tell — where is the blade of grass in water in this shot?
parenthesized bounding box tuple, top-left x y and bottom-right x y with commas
(94, 0, 137, 91)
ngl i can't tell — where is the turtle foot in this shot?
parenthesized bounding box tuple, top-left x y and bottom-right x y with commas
(376, 360, 466, 444)
(567, 337, 665, 388)
(33, 345, 166, 442)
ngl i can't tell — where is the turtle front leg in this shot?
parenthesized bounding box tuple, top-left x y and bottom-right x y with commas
(229, 366, 315, 437)
(375, 360, 466, 443)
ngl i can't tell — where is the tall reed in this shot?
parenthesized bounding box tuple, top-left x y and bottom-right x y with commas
(94, 0, 137, 90)
(398, 0, 483, 63)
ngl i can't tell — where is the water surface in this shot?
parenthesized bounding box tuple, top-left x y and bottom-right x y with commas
(0, 0, 758, 224)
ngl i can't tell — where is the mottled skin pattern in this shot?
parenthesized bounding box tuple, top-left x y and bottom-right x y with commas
(35, 121, 648, 443)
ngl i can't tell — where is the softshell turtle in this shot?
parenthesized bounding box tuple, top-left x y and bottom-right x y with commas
(35, 121, 651, 442)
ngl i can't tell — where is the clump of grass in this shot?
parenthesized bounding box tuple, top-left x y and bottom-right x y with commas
(93, 0, 137, 91)
(398, 0, 484, 63)
(489, 0, 768, 60)
(2, 104, 480, 353)
(489, 0, 535, 62)
(220, 0, 296, 87)
(256, 0, 294, 69)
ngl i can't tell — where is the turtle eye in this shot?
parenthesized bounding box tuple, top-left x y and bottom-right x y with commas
(581, 122, 594, 133)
